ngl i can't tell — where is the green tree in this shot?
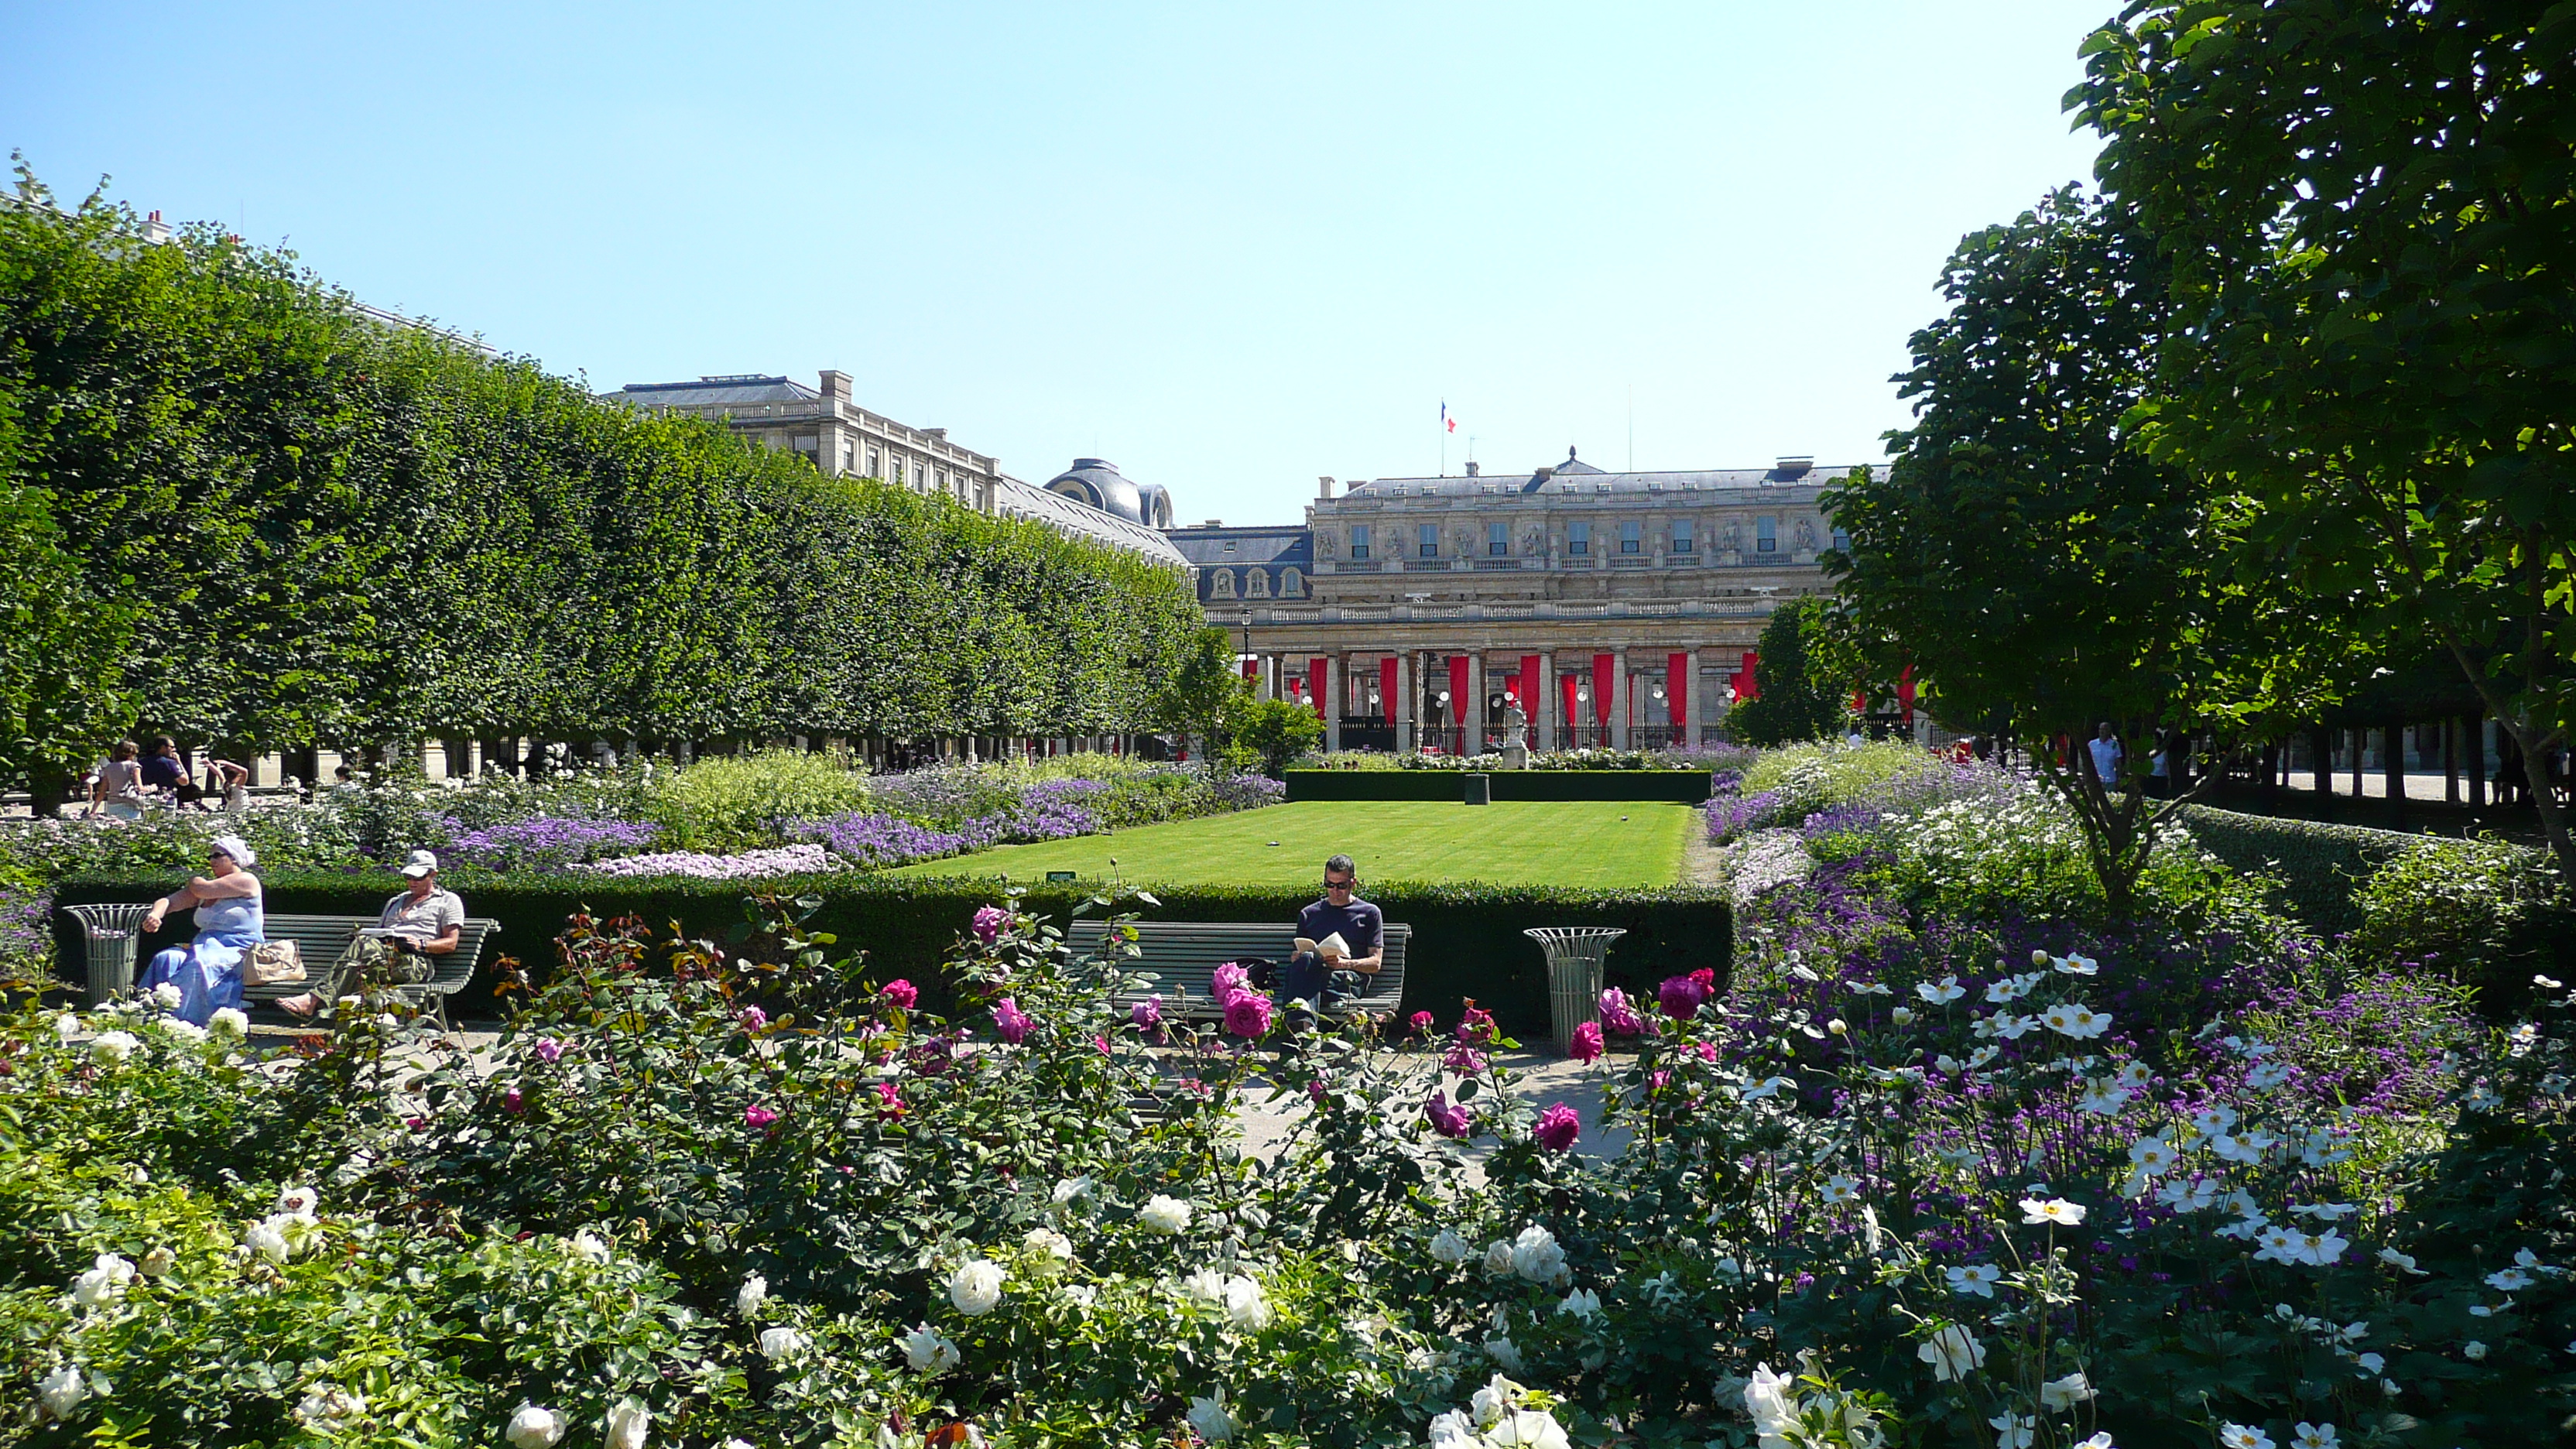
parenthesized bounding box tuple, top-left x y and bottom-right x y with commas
(1727, 597, 1851, 748)
(1159, 626, 1254, 756)
(2076, 0, 2576, 874)
(1824, 188, 2339, 915)
(1230, 697, 1326, 777)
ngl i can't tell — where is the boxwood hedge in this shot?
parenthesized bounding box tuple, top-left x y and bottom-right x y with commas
(2176, 805, 2419, 935)
(1282, 770, 1714, 803)
(50, 872, 1729, 1039)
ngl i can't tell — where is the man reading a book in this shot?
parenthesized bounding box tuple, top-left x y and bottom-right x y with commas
(1283, 854, 1384, 1013)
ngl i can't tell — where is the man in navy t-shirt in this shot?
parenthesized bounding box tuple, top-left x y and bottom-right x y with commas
(1282, 854, 1384, 1007)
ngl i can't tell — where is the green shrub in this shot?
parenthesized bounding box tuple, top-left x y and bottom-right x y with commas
(2178, 806, 2417, 935)
(1739, 740, 1951, 806)
(646, 749, 875, 850)
(2352, 833, 2571, 995)
(50, 872, 1728, 1037)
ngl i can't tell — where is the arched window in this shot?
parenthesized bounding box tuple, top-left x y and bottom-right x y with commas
(1246, 569, 1271, 598)
(1210, 568, 1237, 599)
(1279, 567, 1304, 598)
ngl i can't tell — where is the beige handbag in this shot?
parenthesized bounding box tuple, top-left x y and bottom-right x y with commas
(242, 939, 305, 985)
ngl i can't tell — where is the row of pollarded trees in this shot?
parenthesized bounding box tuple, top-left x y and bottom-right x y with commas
(1821, 0, 2576, 910)
(0, 173, 1208, 800)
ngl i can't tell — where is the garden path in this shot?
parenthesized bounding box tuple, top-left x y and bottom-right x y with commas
(1676, 804, 1722, 887)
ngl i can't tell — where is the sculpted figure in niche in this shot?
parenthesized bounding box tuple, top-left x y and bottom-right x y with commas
(1721, 518, 1744, 553)
(1794, 517, 1818, 552)
(1454, 526, 1476, 558)
(1318, 533, 1338, 560)
(1523, 528, 1545, 557)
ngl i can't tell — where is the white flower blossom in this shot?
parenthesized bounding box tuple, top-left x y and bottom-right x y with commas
(1556, 1287, 1601, 1319)
(70, 1253, 136, 1310)
(2289, 1424, 2338, 1449)
(2487, 1268, 2536, 1293)
(1138, 1194, 1193, 1235)
(53, 1012, 80, 1043)
(293, 1384, 365, 1434)
(736, 1274, 767, 1318)
(150, 983, 183, 1010)
(2042, 1003, 2111, 1040)
(1222, 1274, 1271, 1331)
(2040, 1371, 2094, 1409)
(1483, 1239, 1517, 1276)
(90, 1031, 139, 1064)
(1990, 1410, 2036, 1448)
(2463, 1339, 2489, 1360)
(1820, 1176, 1862, 1204)
(2078, 1080, 2131, 1116)
(569, 1231, 611, 1264)
(1745, 1362, 1797, 1440)
(209, 1007, 249, 1037)
(1509, 1225, 1567, 1283)
(1427, 1410, 1480, 1447)
(2020, 1197, 2086, 1226)
(1917, 1324, 1985, 1380)
(1482, 1331, 1524, 1373)
(2377, 1247, 2427, 1275)
(1916, 978, 1965, 1005)
(1945, 1263, 2002, 1298)
(899, 1323, 961, 1374)
(505, 1404, 566, 1449)
(37, 1365, 88, 1420)
(947, 1259, 1005, 1316)
(245, 1221, 292, 1264)
(1430, 1228, 1471, 1265)
(2217, 1426, 2273, 1449)
(1187, 1392, 1235, 1441)
(605, 1396, 651, 1449)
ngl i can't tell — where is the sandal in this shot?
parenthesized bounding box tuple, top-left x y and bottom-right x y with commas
(276, 992, 320, 1019)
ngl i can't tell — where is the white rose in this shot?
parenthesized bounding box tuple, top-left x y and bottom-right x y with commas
(70, 1253, 136, 1310)
(1221, 1274, 1271, 1331)
(245, 1221, 291, 1264)
(1428, 1410, 1479, 1447)
(1139, 1194, 1193, 1235)
(1181, 1268, 1231, 1306)
(899, 1323, 961, 1374)
(150, 983, 183, 1010)
(1488, 1408, 1571, 1449)
(1186, 1394, 1234, 1442)
(36, 1365, 87, 1420)
(570, 1231, 611, 1264)
(1429, 1228, 1471, 1264)
(759, 1326, 808, 1362)
(736, 1274, 767, 1318)
(1509, 1225, 1565, 1284)
(1471, 1373, 1526, 1430)
(1482, 1240, 1516, 1276)
(276, 1187, 320, 1219)
(210, 1008, 250, 1037)
(605, 1397, 651, 1449)
(1483, 1332, 1524, 1373)
(139, 1246, 175, 1277)
(1556, 1287, 1601, 1318)
(90, 1031, 139, 1064)
(502, 1403, 565, 1449)
(1023, 1226, 1074, 1273)
(162, 1019, 207, 1043)
(1745, 1363, 1796, 1435)
(947, 1259, 1005, 1316)
(53, 1013, 80, 1043)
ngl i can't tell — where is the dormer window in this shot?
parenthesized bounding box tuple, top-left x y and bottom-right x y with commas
(1247, 568, 1270, 598)
(1211, 569, 1237, 599)
(1279, 567, 1303, 597)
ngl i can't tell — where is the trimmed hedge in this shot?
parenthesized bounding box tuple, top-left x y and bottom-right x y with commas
(1283, 770, 1714, 803)
(51, 873, 1728, 1040)
(2177, 805, 2420, 935)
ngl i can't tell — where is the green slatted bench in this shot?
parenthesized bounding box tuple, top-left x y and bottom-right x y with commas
(235, 913, 501, 1033)
(1067, 920, 1410, 1023)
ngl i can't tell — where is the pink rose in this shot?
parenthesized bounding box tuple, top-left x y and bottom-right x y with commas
(1534, 1101, 1581, 1153)
(1656, 975, 1708, 1021)
(1423, 1091, 1471, 1138)
(1130, 995, 1163, 1032)
(1211, 963, 1252, 999)
(879, 979, 919, 1011)
(745, 1104, 779, 1130)
(1223, 992, 1273, 1039)
(1598, 988, 1645, 1036)
(1454, 1007, 1498, 1046)
(738, 1005, 768, 1033)
(992, 999, 1033, 1044)
(875, 1081, 903, 1118)
(502, 1088, 524, 1115)
(1408, 1010, 1435, 1035)
(533, 1037, 564, 1064)
(1569, 1021, 1604, 1064)
(1444, 1043, 1488, 1076)
(971, 906, 1007, 944)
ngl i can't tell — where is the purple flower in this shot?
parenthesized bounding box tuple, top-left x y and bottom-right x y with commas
(1443, 1043, 1488, 1076)
(1598, 988, 1645, 1036)
(533, 1037, 564, 1064)
(738, 1005, 769, 1033)
(1570, 1021, 1605, 1064)
(501, 1088, 524, 1115)
(1657, 974, 1708, 1020)
(880, 978, 920, 1012)
(1130, 995, 1164, 1031)
(745, 1104, 779, 1130)
(1223, 992, 1273, 1039)
(875, 1081, 904, 1118)
(1423, 1091, 1472, 1138)
(1211, 963, 1252, 999)
(1534, 1101, 1581, 1152)
(972, 906, 1007, 944)
(1408, 1010, 1435, 1035)
(992, 998, 1033, 1044)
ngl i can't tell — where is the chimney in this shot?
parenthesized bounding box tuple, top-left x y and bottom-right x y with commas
(1317, 476, 1336, 499)
(142, 209, 173, 244)
(1464, 461, 1480, 477)
(818, 370, 853, 405)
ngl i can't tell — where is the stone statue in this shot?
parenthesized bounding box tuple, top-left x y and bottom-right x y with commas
(1319, 532, 1338, 559)
(1498, 699, 1530, 769)
(1794, 517, 1818, 552)
(1523, 528, 1545, 557)
(1721, 518, 1743, 553)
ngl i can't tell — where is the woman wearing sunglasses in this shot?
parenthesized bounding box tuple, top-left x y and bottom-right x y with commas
(135, 834, 265, 1026)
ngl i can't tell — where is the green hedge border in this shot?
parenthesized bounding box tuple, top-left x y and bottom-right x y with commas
(2177, 805, 2417, 935)
(1282, 770, 1713, 803)
(51, 873, 1729, 1039)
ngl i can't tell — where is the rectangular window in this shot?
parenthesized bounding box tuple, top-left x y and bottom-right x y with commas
(1619, 520, 1642, 554)
(1419, 523, 1439, 558)
(1567, 522, 1591, 556)
(1488, 522, 1509, 556)
(867, 449, 881, 478)
(1673, 519, 1695, 552)
(1757, 516, 1778, 553)
(1350, 524, 1372, 560)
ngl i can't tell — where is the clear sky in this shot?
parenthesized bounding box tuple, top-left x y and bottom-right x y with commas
(5, 2, 2108, 526)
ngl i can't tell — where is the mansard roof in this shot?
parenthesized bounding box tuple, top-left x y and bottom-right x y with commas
(611, 375, 820, 410)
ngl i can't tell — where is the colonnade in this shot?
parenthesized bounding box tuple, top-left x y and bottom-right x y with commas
(1242, 646, 1745, 754)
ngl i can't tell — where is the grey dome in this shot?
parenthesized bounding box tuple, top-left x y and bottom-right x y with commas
(1044, 458, 1146, 524)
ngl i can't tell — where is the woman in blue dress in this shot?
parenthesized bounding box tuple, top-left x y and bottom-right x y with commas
(136, 834, 265, 1025)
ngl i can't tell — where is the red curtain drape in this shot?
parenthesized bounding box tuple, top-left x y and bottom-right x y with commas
(1667, 653, 1687, 727)
(1591, 654, 1614, 727)
(1560, 670, 1580, 731)
(1379, 658, 1398, 720)
(1519, 654, 1541, 710)
(1738, 650, 1760, 701)
(1307, 658, 1327, 711)
(1448, 656, 1469, 727)
(1897, 664, 1917, 723)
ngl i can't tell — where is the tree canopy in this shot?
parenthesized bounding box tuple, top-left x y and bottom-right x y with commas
(1726, 597, 1850, 748)
(0, 175, 1203, 789)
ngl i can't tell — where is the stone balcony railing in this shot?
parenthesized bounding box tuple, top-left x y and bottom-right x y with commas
(1316, 550, 1814, 574)
(1224, 597, 1784, 627)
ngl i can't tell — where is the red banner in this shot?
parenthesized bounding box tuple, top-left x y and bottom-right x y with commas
(1591, 653, 1614, 727)
(1519, 654, 1541, 711)
(1898, 664, 1917, 723)
(1738, 650, 1760, 701)
(1379, 658, 1399, 721)
(1667, 653, 1688, 727)
(1307, 657, 1326, 709)
(1560, 670, 1580, 731)
(1448, 656, 1469, 725)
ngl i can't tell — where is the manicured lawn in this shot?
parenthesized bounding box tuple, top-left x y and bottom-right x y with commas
(887, 800, 1694, 888)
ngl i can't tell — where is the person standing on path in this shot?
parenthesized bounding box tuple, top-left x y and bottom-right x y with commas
(89, 740, 146, 820)
(2087, 723, 2125, 790)
(1280, 855, 1384, 1014)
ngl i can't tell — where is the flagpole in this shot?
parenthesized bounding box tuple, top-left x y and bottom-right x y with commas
(1439, 399, 1446, 478)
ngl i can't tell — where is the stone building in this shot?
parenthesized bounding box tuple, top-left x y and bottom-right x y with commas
(606, 373, 1188, 567)
(1166, 449, 1856, 752)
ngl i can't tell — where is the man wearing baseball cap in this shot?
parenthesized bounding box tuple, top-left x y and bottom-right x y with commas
(279, 849, 465, 1019)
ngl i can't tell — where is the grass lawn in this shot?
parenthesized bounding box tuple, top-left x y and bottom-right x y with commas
(886, 800, 1694, 889)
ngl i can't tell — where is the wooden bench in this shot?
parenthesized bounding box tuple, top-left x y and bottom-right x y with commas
(1067, 920, 1410, 1023)
(235, 913, 501, 1032)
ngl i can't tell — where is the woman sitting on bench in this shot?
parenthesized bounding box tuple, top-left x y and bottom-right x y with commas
(136, 834, 265, 1026)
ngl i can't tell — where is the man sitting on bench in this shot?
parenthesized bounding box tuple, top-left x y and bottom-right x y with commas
(1280, 854, 1383, 1018)
(279, 849, 464, 1020)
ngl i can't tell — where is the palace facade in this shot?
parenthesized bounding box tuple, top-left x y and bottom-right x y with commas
(1165, 449, 1855, 752)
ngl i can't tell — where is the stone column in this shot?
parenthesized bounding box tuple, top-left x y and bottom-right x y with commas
(1467, 654, 1486, 752)
(1324, 656, 1343, 752)
(1535, 651, 1556, 751)
(1394, 651, 1413, 753)
(1684, 649, 1702, 746)
(1610, 648, 1629, 748)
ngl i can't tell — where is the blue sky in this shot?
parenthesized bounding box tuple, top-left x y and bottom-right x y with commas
(6, 2, 2106, 526)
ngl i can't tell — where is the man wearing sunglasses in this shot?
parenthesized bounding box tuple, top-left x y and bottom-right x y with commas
(1281, 855, 1384, 1014)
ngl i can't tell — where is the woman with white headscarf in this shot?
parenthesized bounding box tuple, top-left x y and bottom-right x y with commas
(136, 834, 265, 1025)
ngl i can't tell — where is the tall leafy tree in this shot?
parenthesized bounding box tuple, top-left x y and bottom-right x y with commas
(1825, 188, 2338, 915)
(1727, 597, 1851, 747)
(2076, 0, 2576, 872)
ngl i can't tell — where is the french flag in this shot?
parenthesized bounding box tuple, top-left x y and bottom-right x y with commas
(1441, 401, 1457, 433)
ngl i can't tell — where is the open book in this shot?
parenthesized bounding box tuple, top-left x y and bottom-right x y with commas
(1293, 933, 1351, 961)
